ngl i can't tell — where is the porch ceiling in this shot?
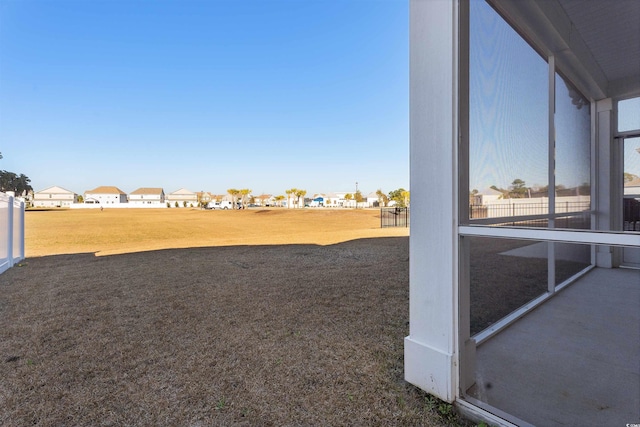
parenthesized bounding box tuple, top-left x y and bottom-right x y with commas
(558, 0, 640, 98)
(491, 0, 640, 99)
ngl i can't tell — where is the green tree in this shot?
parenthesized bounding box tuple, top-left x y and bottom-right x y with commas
(175, 201, 179, 208)
(625, 172, 639, 183)
(275, 195, 285, 207)
(388, 188, 407, 207)
(509, 178, 527, 198)
(0, 171, 33, 195)
(354, 190, 364, 203)
(77, 195, 84, 203)
(401, 190, 410, 207)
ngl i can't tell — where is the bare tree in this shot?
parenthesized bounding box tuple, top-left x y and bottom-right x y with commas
(294, 189, 307, 208)
(376, 189, 389, 207)
(286, 188, 297, 209)
(239, 189, 251, 209)
(227, 188, 240, 209)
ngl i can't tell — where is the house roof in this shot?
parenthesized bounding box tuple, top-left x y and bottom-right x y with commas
(169, 188, 196, 195)
(86, 186, 127, 195)
(479, 188, 503, 196)
(625, 177, 640, 188)
(325, 192, 346, 198)
(130, 187, 164, 195)
(35, 186, 76, 195)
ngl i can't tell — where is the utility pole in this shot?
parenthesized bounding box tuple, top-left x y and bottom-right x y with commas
(355, 181, 358, 209)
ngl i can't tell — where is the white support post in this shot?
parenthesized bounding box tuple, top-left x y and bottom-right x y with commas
(405, 0, 459, 402)
(548, 56, 556, 293)
(595, 99, 617, 267)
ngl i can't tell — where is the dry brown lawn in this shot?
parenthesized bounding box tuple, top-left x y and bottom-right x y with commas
(25, 208, 408, 257)
(1, 208, 464, 426)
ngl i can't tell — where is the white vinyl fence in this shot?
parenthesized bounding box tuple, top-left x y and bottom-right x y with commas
(0, 193, 25, 275)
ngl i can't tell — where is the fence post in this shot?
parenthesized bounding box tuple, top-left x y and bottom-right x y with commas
(7, 195, 14, 268)
(18, 200, 25, 261)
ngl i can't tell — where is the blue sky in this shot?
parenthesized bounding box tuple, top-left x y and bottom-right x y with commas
(0, 0, 409, 196)
(468, 0, 604, 192)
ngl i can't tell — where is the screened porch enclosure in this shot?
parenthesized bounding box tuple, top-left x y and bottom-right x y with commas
(406, 0, 640, 426)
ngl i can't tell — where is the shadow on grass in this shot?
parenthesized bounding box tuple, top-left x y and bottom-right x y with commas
(0, 237, 468, 426)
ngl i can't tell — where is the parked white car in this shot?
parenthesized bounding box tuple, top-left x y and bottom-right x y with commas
(207, 201, 233, 210)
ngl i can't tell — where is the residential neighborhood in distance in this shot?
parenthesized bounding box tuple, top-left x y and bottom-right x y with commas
(31, 185, 402, 209)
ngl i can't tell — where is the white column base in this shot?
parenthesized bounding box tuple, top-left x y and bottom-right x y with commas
(404, 336, 455, 402)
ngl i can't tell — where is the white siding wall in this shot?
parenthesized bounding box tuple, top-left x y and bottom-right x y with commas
(33, 192, 77, 207)
(85, 193, 127, 204)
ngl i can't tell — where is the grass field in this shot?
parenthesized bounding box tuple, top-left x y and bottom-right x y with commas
(9, 208, 589, 425)
(25, 207, 408, 257)
(2, 208, 468, 426)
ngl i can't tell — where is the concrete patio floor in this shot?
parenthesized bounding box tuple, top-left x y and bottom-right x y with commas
(466, 267, 640, 426)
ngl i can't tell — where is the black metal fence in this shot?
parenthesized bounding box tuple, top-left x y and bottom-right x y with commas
(624, 198, 640, 231)
(381, 207, 410, 228)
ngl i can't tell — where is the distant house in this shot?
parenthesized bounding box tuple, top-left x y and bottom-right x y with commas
(309, 193, 326, 207)
(129, 187, 165, 207)
(84, 186, 127, 205)
(255, 194, 275, 206)
(195, 191, 214, 207)
(33, 186, 78, 208)
(366, 192, 379, 208)
(476, 187, 503, 205)
(326, 192, 359, 208)
(625, 176, 640, 198)
(325, 192, 345, 207)
(166, 188, 198, 207)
